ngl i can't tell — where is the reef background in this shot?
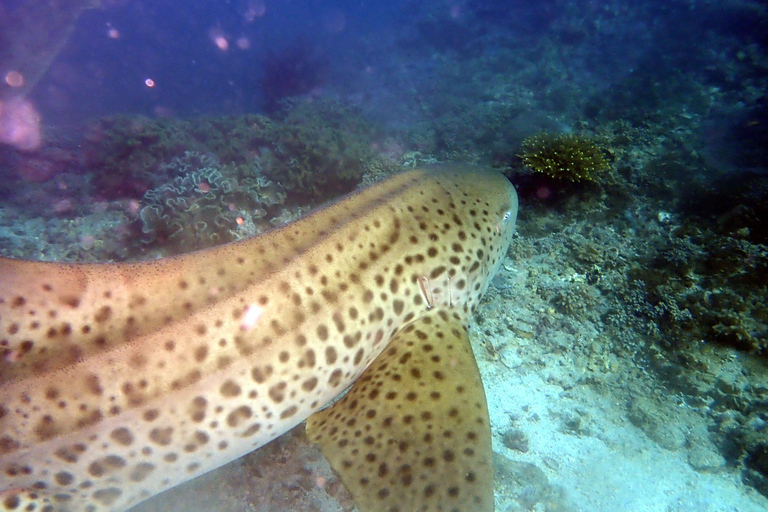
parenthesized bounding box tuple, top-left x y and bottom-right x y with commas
(1, 0, 767, 510)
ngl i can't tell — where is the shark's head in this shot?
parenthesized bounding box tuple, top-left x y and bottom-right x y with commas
(414, 164, 518, 313)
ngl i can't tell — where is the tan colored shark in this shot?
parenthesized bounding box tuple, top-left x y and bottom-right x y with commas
(0, 164, 518, 512)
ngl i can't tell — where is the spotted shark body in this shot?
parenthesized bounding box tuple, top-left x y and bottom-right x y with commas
(0, 164, 518, 512)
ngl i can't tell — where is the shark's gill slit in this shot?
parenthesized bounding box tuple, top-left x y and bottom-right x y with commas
(417, 276, 434, 309)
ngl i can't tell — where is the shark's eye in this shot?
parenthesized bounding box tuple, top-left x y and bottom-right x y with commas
(502, 211, 512, 222)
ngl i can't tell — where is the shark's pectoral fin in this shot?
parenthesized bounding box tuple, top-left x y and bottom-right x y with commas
(307, 308, 494, 512)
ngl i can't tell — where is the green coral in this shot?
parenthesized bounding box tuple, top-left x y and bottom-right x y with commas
(517, 132, 610, 182)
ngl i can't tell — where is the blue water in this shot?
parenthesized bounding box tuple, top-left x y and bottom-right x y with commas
(1, 1, 767, 510)
(27, 0, 407, 120)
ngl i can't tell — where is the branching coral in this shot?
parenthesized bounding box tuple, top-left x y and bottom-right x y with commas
(518, 132, 610, 182)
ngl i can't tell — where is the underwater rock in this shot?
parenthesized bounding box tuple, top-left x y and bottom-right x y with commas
(626, 396, 687, 451)
(687, 441, 726, 473)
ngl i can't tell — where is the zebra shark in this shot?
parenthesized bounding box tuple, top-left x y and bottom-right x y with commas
(0, 164, 518, 512)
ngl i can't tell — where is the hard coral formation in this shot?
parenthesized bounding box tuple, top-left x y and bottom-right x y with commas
(518, 132, 610, 182)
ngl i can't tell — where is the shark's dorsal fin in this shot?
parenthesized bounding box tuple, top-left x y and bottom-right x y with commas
(307, 307, 494, 512)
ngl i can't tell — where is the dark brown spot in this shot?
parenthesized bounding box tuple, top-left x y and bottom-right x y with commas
(328, 369, 343, 387)
(300, 349, 316, 368)
(353, 348, 364, 365)
(2, 494, 20, 510)
(302, 377, 318, 392)
(0, 435, 20, 455)
(226, 406, 253, 427)
(94, 306, 112, 323)
(34, 415, 59, 441)
(242, 423, 261, 437)
(110, 427, 133, 446)
(89, 455, 126, 478)
(129, 463, 155, 482)
(269, 382, 287, 403)
(325, 347, 337, 365)
(220, 380, 241, 397)
(194, 345, 208, 363)
(54, 471, 75, 485)
(149, 427, 173, 446)
(251, 365, 273, 383)
(53, 444, 85, 463)
(332, 312, 345, 333)
(93, 487, 122, 505)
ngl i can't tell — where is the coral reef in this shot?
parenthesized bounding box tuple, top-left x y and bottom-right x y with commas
(517, 132, 610, 182)
(84, 100, 377, 203)
(84, 115, 202, 199)
(138, 152, 286, 252)
(258, 99, 377, 199)
(625, 225, 768, 356)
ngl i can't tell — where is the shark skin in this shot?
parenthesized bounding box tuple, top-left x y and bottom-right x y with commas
(0, 164, 518, 512)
